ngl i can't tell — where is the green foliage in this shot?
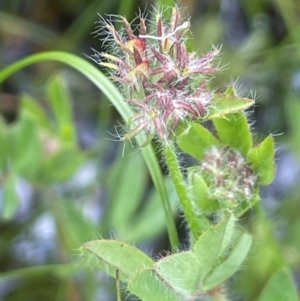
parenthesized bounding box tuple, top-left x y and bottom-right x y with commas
(206, 85, 255, 119)
(177, 113, 275, 218)
(258, 268, 299, 301)
(1, 1, 299, 300)
(203, 228, 252, 290)
(0, 50, 179, 250)
(10, 110, 43, 179)
(105, 149, 147, 228)
(103, 148, 179, 242)
(213, 112, 252, 155)
(176, 123, 220, 160)
(47, 74, 76, 143)
(80, 240, 154, 281)
(21, 94, 51, 128)
(2, 172, 19, 220)
(247, 135, 275, 185)
(81, 217, 252, 301)
(0, 80, 84, 190)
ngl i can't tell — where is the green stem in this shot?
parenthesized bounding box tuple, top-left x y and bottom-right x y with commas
(141, 145, 179, 251)
(116, 269, 122, 301)
(162, 143, 201, 241)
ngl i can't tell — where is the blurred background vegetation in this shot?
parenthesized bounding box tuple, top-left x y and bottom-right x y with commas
(0, 0, 300, 300)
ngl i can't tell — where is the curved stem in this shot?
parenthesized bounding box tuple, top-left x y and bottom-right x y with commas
(162, 142, 201, 241)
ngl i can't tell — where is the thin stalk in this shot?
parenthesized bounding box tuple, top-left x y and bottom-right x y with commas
(140, 144, 179, 251)
(116, 269, 122, 301)
(162, 142, 201, 241)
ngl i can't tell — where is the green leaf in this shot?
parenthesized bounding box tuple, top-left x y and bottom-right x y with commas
(154, 252, 201, 297)
(207, 85, 254, 119)
(129, 251, 202, 301)
(213, 112, 252, 155)
(258, 268, 299, 301)
(189, 171, 220, 213)
(247, 135, 275, 185)
(47, 74, 76, 143)
(193, 216, 236, 281)
(20, 94, 51, 129)
(40, 145, 84, 183)
(128, 268, 183, 301)
(0, 263, 77, 281)
(2, 172, 20, 220)
(10, 111, 43, 178)
(80, 240, 154, 281)
(51, 198, 100, 250)
(129, 252, 203, 301)
(106, 149, 147, 232)
(203, 228, 252, 290)
(123, 179, 179, 242)
(177, 122, 220, 160)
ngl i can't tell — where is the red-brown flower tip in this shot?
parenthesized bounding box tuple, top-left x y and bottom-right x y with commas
(93, 6, 220, 145)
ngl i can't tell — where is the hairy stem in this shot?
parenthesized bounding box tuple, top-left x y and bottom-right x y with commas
(162, 143, 201, 241)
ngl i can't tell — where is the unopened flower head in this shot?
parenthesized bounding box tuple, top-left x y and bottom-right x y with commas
(199, 146, 258, 207)
(93, 6, 220, 144)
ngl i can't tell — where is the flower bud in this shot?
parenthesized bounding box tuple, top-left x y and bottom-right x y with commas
(93, 6, 220, 145)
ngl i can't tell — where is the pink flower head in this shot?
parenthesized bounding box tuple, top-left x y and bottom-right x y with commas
(93, 6, 220, 145)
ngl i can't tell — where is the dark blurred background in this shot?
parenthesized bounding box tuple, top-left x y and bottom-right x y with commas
(1, 0, 300, 300)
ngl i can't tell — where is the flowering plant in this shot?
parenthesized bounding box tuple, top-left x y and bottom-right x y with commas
(91, 7, 252, 145)
(2, 3, 297, 301)
(79, 6, 277, 301)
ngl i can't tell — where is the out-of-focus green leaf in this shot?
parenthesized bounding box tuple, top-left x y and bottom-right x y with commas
(258, 268, 299, 301)
(51, 198, 99, 250)
(247, 135, 275, 185)
(2, 172, 19, 220)
(10, 111, 43, 179)
(106, 149, 147, 234)
(0, 263, 77, 281)
(62, 0, 116, 47)
(80, 240, 154, 281)
(0, 11, 57, 46)
(40, 145, 84, 183)
(213, 112, 252, 155)
(20, 94, 51, 129)
(47, 74, 76, 144)
(177, 122, 220, 160)
(123, 179, 178, 242)
(285, 93, 300, 155)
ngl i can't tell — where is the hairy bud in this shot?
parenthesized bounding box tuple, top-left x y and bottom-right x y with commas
(93, 6, 220, 144)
